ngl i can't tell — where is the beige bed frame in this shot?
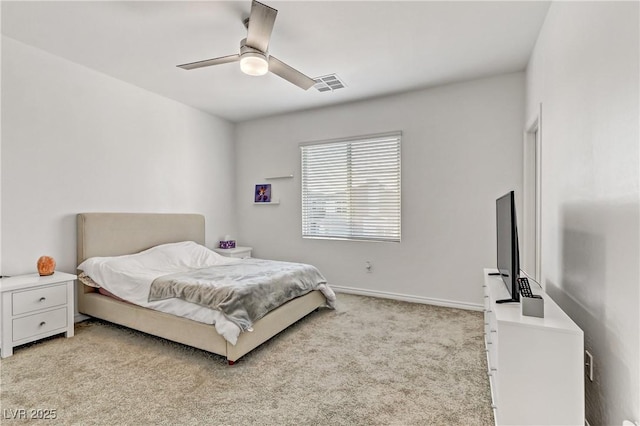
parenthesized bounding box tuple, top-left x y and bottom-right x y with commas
(76, 213, 326, 364)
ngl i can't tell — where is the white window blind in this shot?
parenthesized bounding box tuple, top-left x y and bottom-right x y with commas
(300, 132, 401, 242)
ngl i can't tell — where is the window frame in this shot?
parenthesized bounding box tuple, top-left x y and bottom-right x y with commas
(300, 131, 402, 243)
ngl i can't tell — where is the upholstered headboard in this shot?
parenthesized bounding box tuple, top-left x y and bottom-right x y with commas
(76, 213, 205, 266)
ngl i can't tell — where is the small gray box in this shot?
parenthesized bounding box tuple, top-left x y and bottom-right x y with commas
(521, 295, 544, 318)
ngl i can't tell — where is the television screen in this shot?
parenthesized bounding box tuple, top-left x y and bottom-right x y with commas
(496, 191, 520, 302)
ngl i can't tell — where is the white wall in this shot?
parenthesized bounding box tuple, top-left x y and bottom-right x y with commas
(526, 2, 639, 425)
(235, 73, 524, 308)
(1, 36, 237, 276)
(0, 25, 3, 276)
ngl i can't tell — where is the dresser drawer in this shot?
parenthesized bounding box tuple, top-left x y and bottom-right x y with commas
(12, 284, 67, 316)
(12, 307, 67, 341)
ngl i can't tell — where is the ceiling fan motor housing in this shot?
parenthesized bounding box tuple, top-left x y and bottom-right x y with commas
(239, 38, 269, 76)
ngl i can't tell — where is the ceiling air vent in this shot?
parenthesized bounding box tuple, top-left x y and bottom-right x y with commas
(313, 74, 347, 92)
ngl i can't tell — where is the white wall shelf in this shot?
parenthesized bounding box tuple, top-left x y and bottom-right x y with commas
(264, 175, 293, 180)
(253, 201, 280, 205)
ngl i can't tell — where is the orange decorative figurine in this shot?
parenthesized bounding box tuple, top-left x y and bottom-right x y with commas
(37, 256, 56, 276)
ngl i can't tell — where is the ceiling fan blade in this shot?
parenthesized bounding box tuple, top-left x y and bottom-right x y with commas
(177, 54, 240, 70)
(246, 0, 277, 52)
(268, 56, 315, 90)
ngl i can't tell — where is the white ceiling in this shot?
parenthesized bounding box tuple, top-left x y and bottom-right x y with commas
(1, 1, 550, 123)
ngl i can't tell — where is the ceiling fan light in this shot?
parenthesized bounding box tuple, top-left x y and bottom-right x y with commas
(240, 52, 268, 76)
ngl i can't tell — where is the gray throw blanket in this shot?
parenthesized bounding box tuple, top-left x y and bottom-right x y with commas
(148, 259, 332, 331)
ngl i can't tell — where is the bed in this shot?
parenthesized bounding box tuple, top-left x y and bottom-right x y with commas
(76, 212, 332, 364)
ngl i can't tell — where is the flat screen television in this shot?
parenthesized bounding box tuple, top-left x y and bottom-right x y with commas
(495, 191, 520, 303)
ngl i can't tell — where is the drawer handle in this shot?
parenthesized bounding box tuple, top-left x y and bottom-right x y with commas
(39, 321, 46, 327)
(39, 297, 46, 302)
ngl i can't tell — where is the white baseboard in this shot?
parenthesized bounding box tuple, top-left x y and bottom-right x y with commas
(331, 285, 484, 311)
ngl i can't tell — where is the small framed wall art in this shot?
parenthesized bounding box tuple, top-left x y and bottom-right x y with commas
(254, 184, 271, 203)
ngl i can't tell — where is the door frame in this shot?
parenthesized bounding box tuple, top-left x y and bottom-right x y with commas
(523, 103, 542, 287)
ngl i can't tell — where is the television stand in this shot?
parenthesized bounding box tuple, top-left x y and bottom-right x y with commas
(483, 268, 584, 425)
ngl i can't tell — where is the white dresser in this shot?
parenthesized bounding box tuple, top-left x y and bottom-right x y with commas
(1, 272, 76, 358)
(483, 268, 584, 425)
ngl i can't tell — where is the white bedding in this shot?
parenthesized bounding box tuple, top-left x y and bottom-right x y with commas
(78, 241, 245, 344)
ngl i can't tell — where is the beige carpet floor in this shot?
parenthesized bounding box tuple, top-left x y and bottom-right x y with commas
(0, 293, 493, 425)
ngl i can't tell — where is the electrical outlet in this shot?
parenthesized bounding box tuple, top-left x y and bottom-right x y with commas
(585, 350, 594, 381)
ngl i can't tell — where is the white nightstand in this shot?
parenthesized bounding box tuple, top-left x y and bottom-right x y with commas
(0, 271, 76, 358)
(213, 246, 253, 259)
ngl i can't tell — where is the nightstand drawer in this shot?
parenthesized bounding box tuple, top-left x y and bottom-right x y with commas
(12, 284, 67, 316)
(12, 307, 67, 341)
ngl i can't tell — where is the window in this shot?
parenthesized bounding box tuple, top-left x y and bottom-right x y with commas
(300, 132, 401, 242)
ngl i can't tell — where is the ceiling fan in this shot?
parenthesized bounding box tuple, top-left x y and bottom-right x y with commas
(177, 0, 316, 90)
